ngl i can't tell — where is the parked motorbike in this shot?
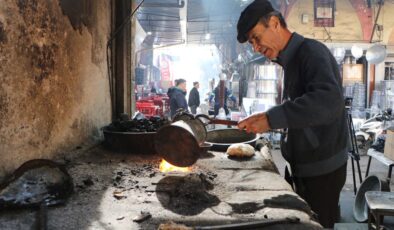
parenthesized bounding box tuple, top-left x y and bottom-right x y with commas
(356, 108, 392, 149)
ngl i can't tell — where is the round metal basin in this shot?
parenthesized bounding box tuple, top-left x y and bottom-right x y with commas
(205, 128, 258, 151)
(353, 175, 390, 222)
(103, 127, 156, 154)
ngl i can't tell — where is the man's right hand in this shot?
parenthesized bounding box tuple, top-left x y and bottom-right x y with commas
(238, 112, 271, 134)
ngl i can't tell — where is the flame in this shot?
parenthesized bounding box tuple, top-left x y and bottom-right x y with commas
(159, 159, 191, 173)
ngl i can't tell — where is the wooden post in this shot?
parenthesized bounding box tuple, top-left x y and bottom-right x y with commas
(369, 64, 375, 107)
(114, 0, 132, 118)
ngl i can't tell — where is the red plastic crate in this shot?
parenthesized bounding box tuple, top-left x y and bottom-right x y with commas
(136, 102, 159, 117)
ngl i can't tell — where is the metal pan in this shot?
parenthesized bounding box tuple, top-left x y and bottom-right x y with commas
(205, 128, 259, 152)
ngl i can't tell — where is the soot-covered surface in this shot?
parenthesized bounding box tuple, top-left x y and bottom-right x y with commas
(0, 159, 73, 210)
(0, 146, 322, 230)
(0, 0, 111, 178)
(156, 173, 220, 216)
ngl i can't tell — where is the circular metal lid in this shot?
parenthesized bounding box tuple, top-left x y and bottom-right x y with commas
(366, 44, 387, 64)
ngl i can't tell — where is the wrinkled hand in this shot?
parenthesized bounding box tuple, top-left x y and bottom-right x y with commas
(238, 112, 271, 134)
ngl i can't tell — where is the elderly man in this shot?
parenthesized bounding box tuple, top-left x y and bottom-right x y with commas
(237, 0, 348, 228)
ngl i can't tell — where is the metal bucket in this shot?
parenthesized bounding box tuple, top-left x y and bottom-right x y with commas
(154, 118, 210, 167)
(353, 175, 390, 222)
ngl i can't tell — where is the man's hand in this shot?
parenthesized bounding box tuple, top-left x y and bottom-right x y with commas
(238, 112, 271, 133)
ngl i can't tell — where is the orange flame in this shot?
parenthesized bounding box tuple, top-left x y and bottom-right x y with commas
(159, 159, 191, 173)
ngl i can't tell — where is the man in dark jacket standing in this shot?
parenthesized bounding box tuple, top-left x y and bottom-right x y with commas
(188, 81, 200, 114)
(237, 1, 348, 228)
(167, 78, 188, 118)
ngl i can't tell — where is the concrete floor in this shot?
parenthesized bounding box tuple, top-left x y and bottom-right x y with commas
(271, 148, 394, 230)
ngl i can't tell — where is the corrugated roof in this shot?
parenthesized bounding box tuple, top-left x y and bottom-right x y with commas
(136, 0, 249, 45)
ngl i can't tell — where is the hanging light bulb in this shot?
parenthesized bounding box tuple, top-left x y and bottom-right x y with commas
(351, 45, 363, 59)
(332, 47, 346, 64)
(205, 33, 211, 40)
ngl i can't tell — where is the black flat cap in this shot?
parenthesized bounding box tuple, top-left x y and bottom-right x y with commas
(237, 0, 275, 43)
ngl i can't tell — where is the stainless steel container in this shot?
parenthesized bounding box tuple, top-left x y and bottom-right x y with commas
(155, 115, 209, 167)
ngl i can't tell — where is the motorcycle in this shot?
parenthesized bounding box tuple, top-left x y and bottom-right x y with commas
(356, 108, 392, 149)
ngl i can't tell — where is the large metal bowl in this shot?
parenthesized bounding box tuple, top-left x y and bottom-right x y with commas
(103, 127, 157, 154)
(353, 175, 390, 222)
(205, 128, 259, 151)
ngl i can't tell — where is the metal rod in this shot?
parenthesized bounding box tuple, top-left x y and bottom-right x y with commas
(208, 119, 238, 126)
(388, 165, 393, 182)
(194, 217, 300, 230)
(366, 156, 372, 177)
(351, 158, 357, 195)
(36, 203, 47, 230)
(137, 19, 181, 22)
(139, 12, 181, 19)
(142, 0, 185, 8)
(357, 158, 363, 184)
(369, 0, 383, 43)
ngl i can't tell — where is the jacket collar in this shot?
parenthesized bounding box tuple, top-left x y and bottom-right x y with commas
(275, 32, 304, 69)
(175, 87, 186, 95)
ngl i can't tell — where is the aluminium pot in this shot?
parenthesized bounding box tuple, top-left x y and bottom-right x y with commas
(353, 175, 390, 222)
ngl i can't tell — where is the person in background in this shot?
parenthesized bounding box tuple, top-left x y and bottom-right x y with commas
(167, 79, 188, 118)
(209, 82, 236, 116)
(150, 82, 157, 94)
(188, 81, 200, 114)
(236, 0, 348, 228)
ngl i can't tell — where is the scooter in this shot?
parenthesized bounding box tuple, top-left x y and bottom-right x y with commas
(356, 109, 392, 149)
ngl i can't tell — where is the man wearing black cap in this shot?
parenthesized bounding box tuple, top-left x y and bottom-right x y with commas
(237, 0, 348, 228)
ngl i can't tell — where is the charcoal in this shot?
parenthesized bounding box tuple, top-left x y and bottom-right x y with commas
(105, 116, 169, 133)
(82, 178, 94, 186)
(119, 113, 129, 121)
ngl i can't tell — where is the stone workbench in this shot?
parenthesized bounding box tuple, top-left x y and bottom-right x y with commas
(0, 145, 322, 230)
